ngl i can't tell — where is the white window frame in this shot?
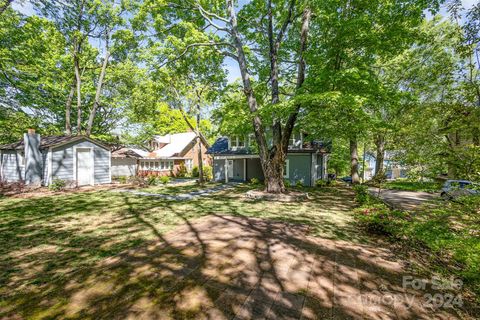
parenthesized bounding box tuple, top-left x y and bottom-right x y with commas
(283, 159, 290, 179)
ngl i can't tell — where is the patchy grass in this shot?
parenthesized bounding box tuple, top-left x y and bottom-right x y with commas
(0, 184, 360, 319)
(381, 180, 442, 193)
(138, 181, 223, 195)
(354, 187, 480, 302)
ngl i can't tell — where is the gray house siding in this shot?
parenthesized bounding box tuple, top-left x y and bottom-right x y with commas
(51, 146, 74, 182)
(286, 154, 312, 186)
(111, 158, 137, 177)
(93, 147, 110, 184)
(1, 150, 24, 182)
(51, 140, 111, 185)
(246, 158, 264, 181)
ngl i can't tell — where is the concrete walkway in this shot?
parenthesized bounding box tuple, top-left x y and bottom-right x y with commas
(114, 183, 239, 201)
(368, 187, 438, 211)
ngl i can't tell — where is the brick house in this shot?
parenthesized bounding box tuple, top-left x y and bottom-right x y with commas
(137, 132, 211, 177)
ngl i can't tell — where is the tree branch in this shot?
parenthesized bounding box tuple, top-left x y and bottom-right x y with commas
(159, 42, 236, 67)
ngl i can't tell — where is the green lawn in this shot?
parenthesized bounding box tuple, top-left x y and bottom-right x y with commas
(355, 189, 480, 302)
(0, 184, 360, 319)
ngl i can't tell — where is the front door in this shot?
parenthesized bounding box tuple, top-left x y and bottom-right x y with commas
(77, 149, 92, 186)
(227, 160, 234, 179)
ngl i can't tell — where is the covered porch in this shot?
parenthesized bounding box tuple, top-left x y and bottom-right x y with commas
(213, 155, 264, 183)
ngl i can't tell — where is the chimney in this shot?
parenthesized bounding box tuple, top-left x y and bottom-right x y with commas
(24, 129, 42, 185)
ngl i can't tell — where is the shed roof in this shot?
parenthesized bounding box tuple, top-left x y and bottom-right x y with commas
(0, 135, 109, 151)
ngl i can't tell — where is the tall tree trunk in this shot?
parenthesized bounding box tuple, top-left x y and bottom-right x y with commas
(65, 79, 75, 135)
(350, 138, 360, 184)
(0, 0, 13, 15)
(74, 55, 82, 134)
(374, 134, 385, 176)
(86, 46, 110, 136)
(196, 107, 204, 185)
(227, 0, 310, 193)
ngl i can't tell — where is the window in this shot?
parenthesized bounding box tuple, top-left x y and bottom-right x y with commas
(283, 159, 289, 178)
(154, 161, 159, 170)
(230, 136, 246, 150)
(185, 159, 193, 170)
(169, 161, 174, 170)
(230, 136, 237, 149)
(289, 133, 296, 147)
(238, 137, 245, 148)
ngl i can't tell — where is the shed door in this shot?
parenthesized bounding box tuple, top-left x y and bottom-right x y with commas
(77, 149, 93, 186)
(227, 160, 234, 178)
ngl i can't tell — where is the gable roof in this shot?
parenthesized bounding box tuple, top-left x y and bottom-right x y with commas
(0, 135, 109, 151)
(150, 132, 197, 158)
(112, 147, 148, 159)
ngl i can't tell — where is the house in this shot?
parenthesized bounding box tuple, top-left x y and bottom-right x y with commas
(111, 147, 148, 177)
(363, 151, 407, 180)
(0, 129, 111, 186)
(207, 133, 330, 186)
(137, 132, 211, 176)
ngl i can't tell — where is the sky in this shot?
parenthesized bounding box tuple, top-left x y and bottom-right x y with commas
(12, 0, 479, 84)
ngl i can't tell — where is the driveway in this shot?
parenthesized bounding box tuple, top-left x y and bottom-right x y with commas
(369, 187, 438, 211)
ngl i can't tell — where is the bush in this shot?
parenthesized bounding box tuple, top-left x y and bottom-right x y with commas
(250, 177, 260, 185)
(353, 184, 370, 204)
(176, 162, 187, 178)
(49, 179, 66, 191)
(284, 179, 291, 187)
(355, 204, 406, 236)
(315, 179, 327, 188)
(203, 165, 213, 182)
(118, 176, 127, 184)
(146, 175, 157, 186)
(191, 166, 199, 177)
(159, 175, 170, 185)
(295, 180, 304, 188)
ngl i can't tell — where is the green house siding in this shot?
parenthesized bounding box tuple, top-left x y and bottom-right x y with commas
(286, 154, 312, 186)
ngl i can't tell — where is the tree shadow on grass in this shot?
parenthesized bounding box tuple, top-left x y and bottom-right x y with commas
(0, 186, 474, 319)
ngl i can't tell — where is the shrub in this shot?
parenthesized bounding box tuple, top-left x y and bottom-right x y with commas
(295, 180, 304, 188)
(353, 184, 370, 205)
(203, 165, 213, 182)
(250, 177, 260, 185)
(49, 179, 66, 191)
(118, 176, 127, 184)
(355, 204, 405, 236)
(191, 166, 199, 177)
(284, 179, 291, 187)
(159, 175, 170, 185)
(315, 179, 327, 188)
(146, 175, 157, 186)
(176, 162, 187, 178)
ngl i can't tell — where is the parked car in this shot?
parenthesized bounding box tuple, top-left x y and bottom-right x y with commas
(441, 180, 480, 200)
(341, 176, 352, 183)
